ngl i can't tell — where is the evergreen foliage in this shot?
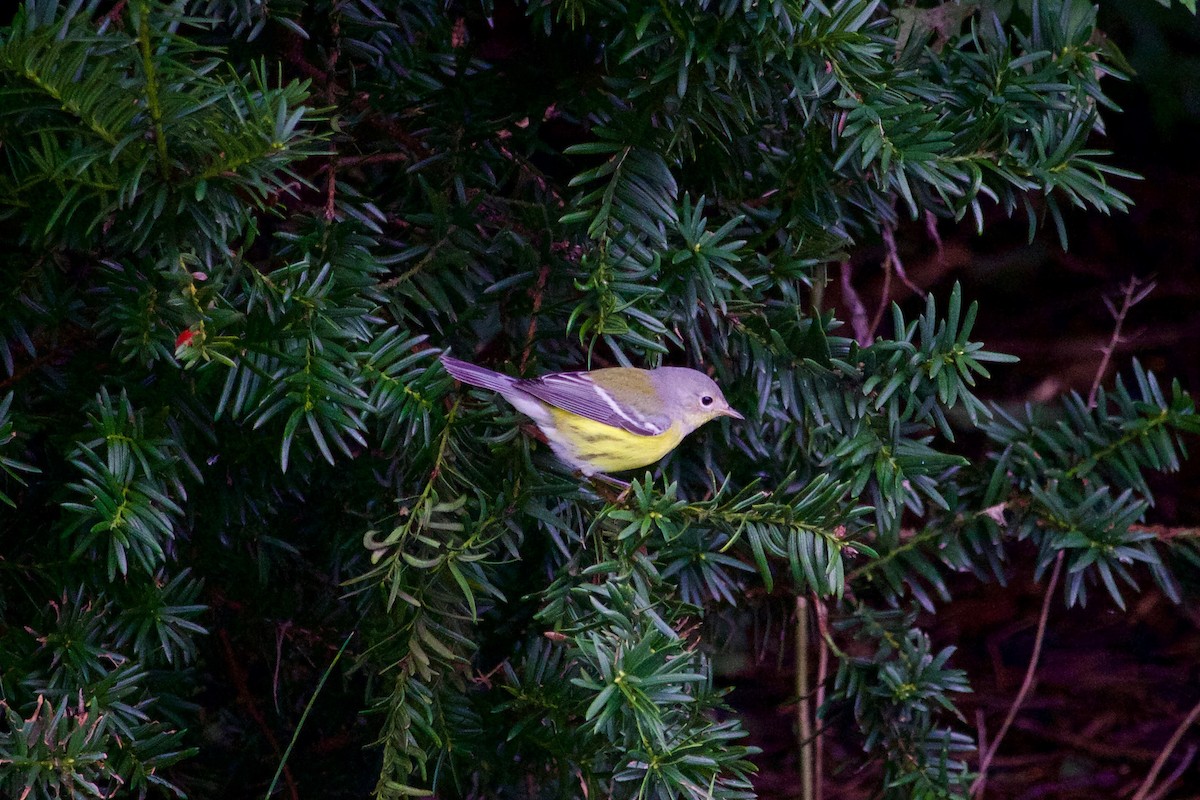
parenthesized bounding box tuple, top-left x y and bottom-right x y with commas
(0, 0, 1196, 798)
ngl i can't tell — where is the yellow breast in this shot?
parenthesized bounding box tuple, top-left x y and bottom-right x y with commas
(544, 407, 684, 475)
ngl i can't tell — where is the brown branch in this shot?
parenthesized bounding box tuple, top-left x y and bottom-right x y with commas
(1088, 276, 1156, 408)
(1131, 697, 1200, 800)
(0, 355, 54, 394)
(866, 244, 893, 341)
(324, 152, 411, 169)
(813, 596, 829, 800)
(323, 159, 338, 221)
(519, 264, 551, 373)
(1143, 745, 1196, 800)
(975, 709, 989, 782)
(924, 210, 944, 255)
(0, 330, 89, 393)
(282, 28, 327, 84)
(882, 221, 924, 297)
(839, 260, 870, 345)
(1132, 524, 1200, 541)
(273, 621, 293, 715)
(322, 20, 342, 223)
(795, 596, 814, 800)
(347, 92, 432, 163)
(866, 220, 925, 340)
(972, 551, 1064, 798)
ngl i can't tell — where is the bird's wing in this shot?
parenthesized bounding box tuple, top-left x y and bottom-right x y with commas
(516, 372, 671, 437)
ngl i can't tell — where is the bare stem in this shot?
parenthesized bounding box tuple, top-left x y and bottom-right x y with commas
(1144, 745, 1197, 800)
(813, 596, 829, 800)
(971, 551, 1064, 797)
(882, 221, 924, 297)
(1131, 697, 1200, 800)
(924, 210, 944, 254)
(812, 262, 829, 315)
(520, 265, 551, 373)
(840, 261, 870, 345)
(866, 220, 925, 340)
(796, 596, 814, 800)
(323, 19, 342, 222)
(1088, 276, 1156, 408)
(866, 248, 893, 342)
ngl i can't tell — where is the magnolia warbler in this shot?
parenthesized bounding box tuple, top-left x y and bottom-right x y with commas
(441, 354, 743, 476)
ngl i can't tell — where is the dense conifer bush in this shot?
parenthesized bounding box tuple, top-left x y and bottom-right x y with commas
(1, 0, 1197, 797)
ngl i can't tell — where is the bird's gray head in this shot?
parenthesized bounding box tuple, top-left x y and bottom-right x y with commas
(653, 367, 743, 433)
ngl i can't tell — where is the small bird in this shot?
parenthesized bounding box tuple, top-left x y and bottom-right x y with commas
(441, 353, 743, 476)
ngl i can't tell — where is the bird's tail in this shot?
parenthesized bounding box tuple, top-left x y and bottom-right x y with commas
(440, 353, 519, 393)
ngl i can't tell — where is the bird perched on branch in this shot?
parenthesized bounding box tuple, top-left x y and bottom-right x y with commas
(441, 353, 742, 477)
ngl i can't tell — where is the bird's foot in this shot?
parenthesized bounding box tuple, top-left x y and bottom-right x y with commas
(585, 472, 631, 504)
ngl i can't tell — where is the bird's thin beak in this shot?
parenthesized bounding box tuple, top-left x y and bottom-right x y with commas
(722, 407, 744, 421)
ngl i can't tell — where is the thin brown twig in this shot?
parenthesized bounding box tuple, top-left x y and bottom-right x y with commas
(320, 152, 411, 170)
(793, 721, 843, 754)
(0, 325, 95, 393)
(812, 263, 829, 313)
(1088, 276, 1156, 408)
(323, 157, 338, 221)
(866, 220, 926, 340)
(975, 708, 989, 784)
(1143, 744, 1196, 800)
(323, 20, 342, 222)
(520, 264, 551, 373)
(971, 551, 1064, 798)
(282, 27, 327, 83)
(0, 352, 59, 393)
(346, 92, 431, 163)
(1131, 699, 1200, 800)
(272, 621, 294, 715)
(795, 596, 814, 800)
(865, 246, 893, 341)
(882, 221, 924, 297)
(377, 226, 459, 291)
(840, 260, 870, 345)
(1131, 524, 1200, 541)
(924, 210, 944, 255)
(813, 596, 829, 800)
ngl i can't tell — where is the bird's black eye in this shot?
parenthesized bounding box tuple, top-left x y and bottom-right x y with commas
(701, 395, 714, 407)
